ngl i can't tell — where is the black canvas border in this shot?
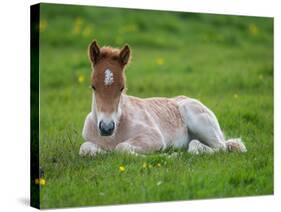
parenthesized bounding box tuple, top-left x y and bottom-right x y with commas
(30, 3, 40, 209)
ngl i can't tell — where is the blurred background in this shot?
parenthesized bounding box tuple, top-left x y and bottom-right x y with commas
(39, 3, 273, 96)
(38, 3, 273, 208)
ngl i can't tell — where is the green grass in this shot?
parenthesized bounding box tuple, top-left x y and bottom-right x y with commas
(38, 3, 273, 208)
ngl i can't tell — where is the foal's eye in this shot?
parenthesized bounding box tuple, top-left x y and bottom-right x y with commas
(120, 86, 124, 92)
(91, 85, 96, 90)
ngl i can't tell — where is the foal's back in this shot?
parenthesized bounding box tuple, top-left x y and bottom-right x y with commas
(124, 95, 189, 148)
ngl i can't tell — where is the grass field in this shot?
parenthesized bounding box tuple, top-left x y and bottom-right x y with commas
(38, 3, 273, 208)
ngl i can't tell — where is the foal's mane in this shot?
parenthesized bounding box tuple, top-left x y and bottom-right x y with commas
(99, 46, 122, 61)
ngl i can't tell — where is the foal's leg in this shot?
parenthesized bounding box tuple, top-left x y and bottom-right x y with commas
(188, 139, 214, 154)
(115, 131, 164, 154)
(225, 138, 247, 152)
(79, 142, 105, 156)
(80, 113, 106, 156)
(178, 98, 227, 152)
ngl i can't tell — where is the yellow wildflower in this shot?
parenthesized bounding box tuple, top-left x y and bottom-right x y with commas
(39, 178, 46, 186)
(35, 178, 46, 186)
(249, 24, 258, 36)
(39, 19, 47, 32)
(78, 74, 85, 83)
(157, 163, 161, 167)
(119, 165, 125, 172)
(156, 57, 165, 65)
(73, 17, 84, 35)
(74, 17, 84, 26)
(73, 25, 81, 35)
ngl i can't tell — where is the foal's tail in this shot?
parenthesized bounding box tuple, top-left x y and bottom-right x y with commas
(225, 138, 247, 152)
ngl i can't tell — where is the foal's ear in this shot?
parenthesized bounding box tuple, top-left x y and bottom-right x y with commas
(89, 40, 100, 64)
(119, 44, 131, 65)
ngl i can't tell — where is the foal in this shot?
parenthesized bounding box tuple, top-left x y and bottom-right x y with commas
(80, 41, 247, 156)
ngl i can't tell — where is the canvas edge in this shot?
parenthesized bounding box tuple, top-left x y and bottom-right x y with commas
(30, 3, 40, 209)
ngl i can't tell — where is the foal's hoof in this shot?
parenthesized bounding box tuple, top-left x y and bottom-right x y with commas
(226, 138, 247, 152)
(188, 140, 214, 155)
(79, 142, 102, 157)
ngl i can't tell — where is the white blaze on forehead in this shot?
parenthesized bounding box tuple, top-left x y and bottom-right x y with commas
(104, 68, 114, 86)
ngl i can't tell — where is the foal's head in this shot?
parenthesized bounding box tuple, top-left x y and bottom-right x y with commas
(88, 40, 131, 136)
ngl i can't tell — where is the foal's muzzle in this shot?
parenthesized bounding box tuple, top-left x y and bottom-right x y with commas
(99, 120, 115, 136)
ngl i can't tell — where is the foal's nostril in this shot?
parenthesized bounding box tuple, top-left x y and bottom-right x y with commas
(99, 120, 115, 136)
